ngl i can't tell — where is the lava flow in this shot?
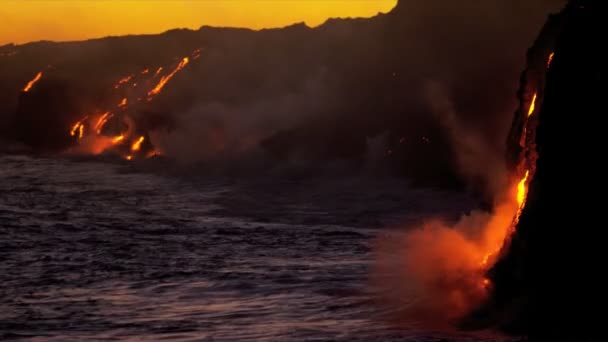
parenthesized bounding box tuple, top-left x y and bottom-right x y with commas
(479, 53, 557, 279)
(131, 136, 144, 152)
(510, 170, 531, 232)
(112, 135, 125, 144)
(114, 75, 133, 89)
(94, 112, 113, 134)
(374, 49, 557, 324)
(70, 116, 88, 139)
(147, 57, 189, 100)
(517, 171, 530, 208)
(547, 52, 555, 68)
(527, 93, 537, 117)
(377, 111, 541, 319)
(23, 72, 43, 92)
(63, 48, 201, 160)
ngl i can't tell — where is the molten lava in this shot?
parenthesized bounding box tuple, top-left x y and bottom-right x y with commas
(70, 117, 88, 138)
(23, 72, 43, 92)
(528, 93, 537, 117)
(517, 171, 530, 207)
(62, 52, 198, 159)
(114, 75, 133, 89)
(547, 52, 555, 68)
(511, 169, 531, 230)
(69, 123, 80, 137)
(479, 169, 532, 269)
(147, 57, 189, 99)
(131, 136, 145, 152)
(112, 135, 125, 144)
(95, 112, 113, 134)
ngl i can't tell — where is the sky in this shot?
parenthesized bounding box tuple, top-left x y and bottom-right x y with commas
(0, 1, 397, 45)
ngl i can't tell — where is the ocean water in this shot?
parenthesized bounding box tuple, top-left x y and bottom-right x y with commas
(0, 155, 507, 341)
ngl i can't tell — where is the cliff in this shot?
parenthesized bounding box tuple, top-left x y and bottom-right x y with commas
(466, 1, 606, 339)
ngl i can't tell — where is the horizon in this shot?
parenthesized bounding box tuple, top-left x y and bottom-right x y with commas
(0, 0, 397, 45)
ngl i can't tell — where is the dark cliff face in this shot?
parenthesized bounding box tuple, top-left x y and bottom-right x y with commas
(467, 1, 606, 339)
(0, 0, 563, 188)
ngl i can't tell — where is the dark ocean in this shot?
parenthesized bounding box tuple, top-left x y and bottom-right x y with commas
(0, 154, 510, 341)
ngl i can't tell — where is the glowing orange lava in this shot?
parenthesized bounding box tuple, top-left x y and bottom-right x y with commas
(70, 116, 88, 138)
(114, 75, 133, 89)
(23, 72, 43, 92)
(112, 135, 125, 144)
(517, 171, 530, 207)
(147, 57, 189, 99)
(70, 124, 80, 137)
(512, 169, 531, 230)
(95, 112, 113, 134)
(528, 93, 537, 117)
(479, 170, 532, 268)
(64, 54, 197, 158)
(547, 52, 555, 68)
(131, 136, 145, 152)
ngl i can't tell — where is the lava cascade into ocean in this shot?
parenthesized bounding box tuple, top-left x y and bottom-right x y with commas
(478, 50, 554, 288)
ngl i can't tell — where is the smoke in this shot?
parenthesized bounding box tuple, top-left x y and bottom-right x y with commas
(67, 135, 116, 156)
(424, 81, 507, 198)
(149, 67, 330, 163)
(373, 191, 519, 327)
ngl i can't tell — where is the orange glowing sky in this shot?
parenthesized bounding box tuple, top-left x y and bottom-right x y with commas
(0, 1, 397, 45)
